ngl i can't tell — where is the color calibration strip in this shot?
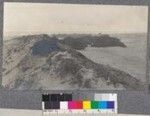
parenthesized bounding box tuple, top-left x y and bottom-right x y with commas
(94, 93, 117, 113)
(44, 100, 114, 110)
(42, 93, 117, 114)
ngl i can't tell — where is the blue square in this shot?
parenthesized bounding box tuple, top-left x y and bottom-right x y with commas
(107, 101, 114, 109)
(99, 101, 107, 109)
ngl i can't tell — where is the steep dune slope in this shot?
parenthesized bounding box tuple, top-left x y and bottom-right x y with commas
(2, 34, 144, 90)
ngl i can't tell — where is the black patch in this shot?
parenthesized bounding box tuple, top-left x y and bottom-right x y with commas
(64, 94, 72, 101)
(44, 101, 53, 109)
(52, 102, 60, 109)
(42, 94, 49, 101)
(50, 94, 60, 101)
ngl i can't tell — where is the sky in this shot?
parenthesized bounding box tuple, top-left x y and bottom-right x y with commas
(3, 2, 148, 38)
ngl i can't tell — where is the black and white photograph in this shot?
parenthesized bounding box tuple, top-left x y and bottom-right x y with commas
(2, 3, 148, 90)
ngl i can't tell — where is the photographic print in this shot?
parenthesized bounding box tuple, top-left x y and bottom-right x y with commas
(2, 3, 148, 90)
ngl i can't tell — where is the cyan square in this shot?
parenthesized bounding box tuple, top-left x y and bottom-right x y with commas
(99, 101, 107, 109)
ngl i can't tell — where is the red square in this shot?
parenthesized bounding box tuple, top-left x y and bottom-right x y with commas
(76, 101, 83, 109)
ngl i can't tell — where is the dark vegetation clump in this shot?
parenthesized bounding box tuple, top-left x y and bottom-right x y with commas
(60, 34, 126, 50)
(32, 36, 60, 56)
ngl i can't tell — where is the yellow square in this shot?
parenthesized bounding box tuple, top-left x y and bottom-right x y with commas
(83, 101, 91, 109)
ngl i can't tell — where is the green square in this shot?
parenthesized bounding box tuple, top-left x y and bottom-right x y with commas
(91, 101, 99, 109)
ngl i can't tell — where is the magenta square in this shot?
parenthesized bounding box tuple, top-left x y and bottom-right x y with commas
(68, 101, 76, 109)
